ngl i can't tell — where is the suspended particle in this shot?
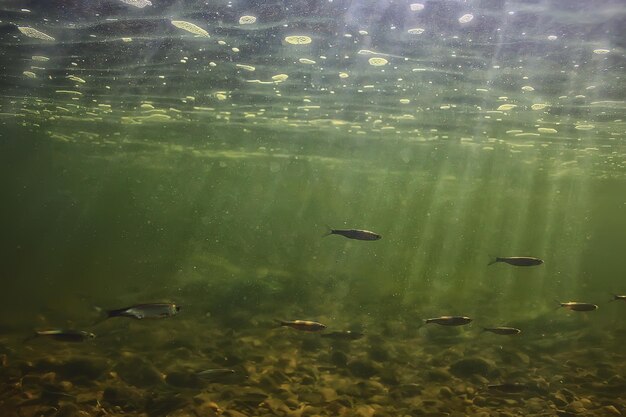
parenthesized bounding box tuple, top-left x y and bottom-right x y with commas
(458, 14, 474, 24)
(18, 26, 55, 41)
(171, 20, 209, 37)
(235, 64, 255, 71)
(407, 28, 425, 35)
(119, 0, 152, 8)
(285, 35, 312, 45)
(239, 15, 256, 25)
(368, 57, 388, 66)
(410, 3, 425, 11)
(497, 104, 516, 111)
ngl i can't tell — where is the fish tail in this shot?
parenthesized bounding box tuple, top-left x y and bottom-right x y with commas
(22, 332, 38, 343)
(487, 255, 499, 266)
(274, 319, 286, 327)
(92, 305, 114, 324)
(553, 299, 563, 310)
(609, 294, 617, 302)
(322, 225, 334, 238)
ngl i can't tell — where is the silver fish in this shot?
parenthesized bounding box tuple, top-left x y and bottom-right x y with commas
(196, 369, 236, 379)
(424, 316, 472, 326)
(278, 320, 327, 332)
(611, 294, 626, 302)
(324, 228, 381, 241)
(31, 329, 95, 342)
(483, 327, 521, 335)
(106, 303, 181, 319)
(557, 301, 598, 312)
(488, 256, 543, 266)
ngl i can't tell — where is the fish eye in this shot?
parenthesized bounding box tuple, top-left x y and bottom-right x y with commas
(175, 306, 182, 311)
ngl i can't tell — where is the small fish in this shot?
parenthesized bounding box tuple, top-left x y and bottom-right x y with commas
(196, 368, 236, 379)
(557, 301, 598, 312)
(104, 303, 181, 320)
(482, 327, 521, 335)
(488, 256, 543, 266)
(29, 329, 95, 342)
(320, 330, 364, 340)
(324, 228, 381, 241)
(277, 320, 327, 332)
(610, 294, 626, 302)
(424, 316, 472, 326)
(487, 383, 527, 393)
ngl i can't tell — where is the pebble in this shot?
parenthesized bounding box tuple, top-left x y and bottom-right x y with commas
(602, 405, 622, 416)
(347, 359, 378, 378)
(55, 403, 80, 417)
(57, 357, 107, 381)
(102, 386, 145, 411)
(439, 387, 453, 398)
(114, 356, 162, 387)
(330, 350, 348, 368)
(425, 369, 451, 382)
(166, 371, 202, 388)
(449, 358, 491, 377)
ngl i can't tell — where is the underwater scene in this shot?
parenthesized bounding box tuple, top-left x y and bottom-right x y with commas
(1, 0, 625, 416)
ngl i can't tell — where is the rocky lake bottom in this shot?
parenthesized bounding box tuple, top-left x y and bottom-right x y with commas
(1, 308, 625, 417)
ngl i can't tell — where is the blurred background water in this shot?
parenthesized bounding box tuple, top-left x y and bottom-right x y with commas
(0, 0, 625, 414)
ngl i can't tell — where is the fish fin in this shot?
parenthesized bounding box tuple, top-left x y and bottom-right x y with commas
(322, 225, 333, 238)
(274, 319, 286, 327)
(609, 293, 617, 302)
(553, 299, 563, 310)
(487, 255, 499, 266)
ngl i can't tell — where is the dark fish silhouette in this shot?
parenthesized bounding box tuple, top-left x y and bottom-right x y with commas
(320, 330, 364, 340)
(488, 256, 543, 266)
(487, 383, 527, 393)
(28, 329, 95, 342)
(482, 327, 521, 335)
(324, 228, 381, 241)
(557, 301, 598, 312)
(103, 303, 181, 320)
(424, 316, 472, 326)
(277, 320, 327, 332)
(196, 369, 236, 379)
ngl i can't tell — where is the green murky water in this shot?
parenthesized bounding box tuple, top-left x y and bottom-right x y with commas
(1, 0, 625, 416)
